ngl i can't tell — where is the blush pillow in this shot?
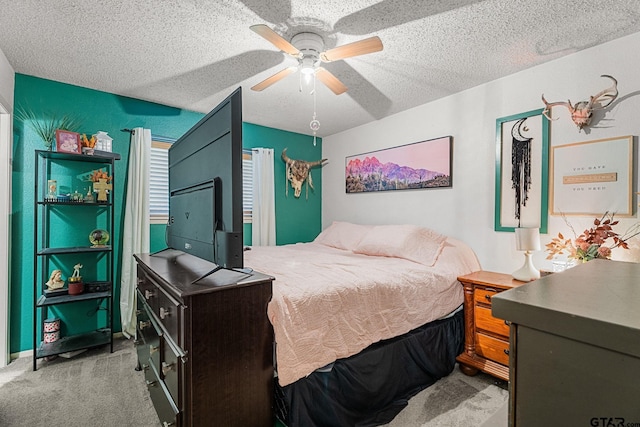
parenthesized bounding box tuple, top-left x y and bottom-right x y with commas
(314, 221, 373, 251)
(353, 224, 446, 266)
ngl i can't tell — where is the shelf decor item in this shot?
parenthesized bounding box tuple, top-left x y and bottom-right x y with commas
(55, 129, 82, 154)
(45, 269, 65, 291)
(93, 178, 112, 202)
(44, 331, 60, 343)
(47, 180, 57, 200)
(89, 229, 109, 247)
(81, 133, 97, 155)
(68, 263, 84, 295)
(93, 131, 113, 152)
(43, 317, 61, 332)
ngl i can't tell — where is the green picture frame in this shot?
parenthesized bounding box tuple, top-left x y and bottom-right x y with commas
(494, 108, 549, 233)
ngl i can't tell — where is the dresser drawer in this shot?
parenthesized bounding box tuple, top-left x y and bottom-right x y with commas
(162, 341, 183, 406)
(155, 286, 182, 347)
(137, 266, 159, 312)
(475, 305, 510, 337)
(137, 296, 162, 372)
(145, 361, 180, 427)
(476, 332, 510, 366)
(474, 286, 500, 305)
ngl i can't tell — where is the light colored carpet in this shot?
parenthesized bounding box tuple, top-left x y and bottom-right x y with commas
(1, 338, 508, 427)
(0, 337, 160, 427)
(383, 367, 509, 427)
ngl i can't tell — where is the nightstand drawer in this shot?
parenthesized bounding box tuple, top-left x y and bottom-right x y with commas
(476, 333, 509, 366)
(475, 305, 510, 337)
(474, 286, 500, 305)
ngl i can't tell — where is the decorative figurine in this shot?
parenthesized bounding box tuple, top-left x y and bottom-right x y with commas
(45, 269, 65, 291)
(71, 190, 83, 202)
(84, 187, 94, 202)
(71, 263, 83, 279)
(68, 263, 84, 295)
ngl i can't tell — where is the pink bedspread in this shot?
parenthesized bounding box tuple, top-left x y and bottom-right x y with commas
(244, 238, 480, 386)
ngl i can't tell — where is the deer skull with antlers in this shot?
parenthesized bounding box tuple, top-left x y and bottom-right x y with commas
(541, 75, 618, 132)
(282, 148, 327, 199)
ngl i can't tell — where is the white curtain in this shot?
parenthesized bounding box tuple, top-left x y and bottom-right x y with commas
(120, 128, 151, 338)
(251, 148, 276, 246)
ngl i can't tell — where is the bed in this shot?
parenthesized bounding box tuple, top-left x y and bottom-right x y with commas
(243, 222, 481, 426)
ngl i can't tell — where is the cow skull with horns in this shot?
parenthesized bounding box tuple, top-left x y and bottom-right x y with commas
(541, 75, 618, 132)
(282, 148, 328, 199)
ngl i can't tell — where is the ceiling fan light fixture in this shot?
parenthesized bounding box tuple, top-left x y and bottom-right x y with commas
(299, 57, 316, 75)
(250, 24, 382, 95)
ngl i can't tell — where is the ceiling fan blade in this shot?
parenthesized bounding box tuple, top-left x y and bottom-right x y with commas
(320, 36, 383, 62)
(250, 24, 300, 57)
(251, 67, 297, 91)
(316, 67, 348, 95)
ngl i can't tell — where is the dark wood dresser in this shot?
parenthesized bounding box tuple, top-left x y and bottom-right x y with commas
(492, 260, 640, 426)
(134, 249, 274, 427)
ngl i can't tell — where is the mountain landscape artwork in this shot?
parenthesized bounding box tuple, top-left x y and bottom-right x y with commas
(345, 136, 452, 193)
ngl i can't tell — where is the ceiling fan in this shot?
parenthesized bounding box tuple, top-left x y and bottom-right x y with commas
(250, 24, 383, 95)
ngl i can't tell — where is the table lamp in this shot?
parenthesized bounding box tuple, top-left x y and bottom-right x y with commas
(512, 227, 541, 282)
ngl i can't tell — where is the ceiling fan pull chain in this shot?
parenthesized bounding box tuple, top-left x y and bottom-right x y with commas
(310, 74, 320, 146)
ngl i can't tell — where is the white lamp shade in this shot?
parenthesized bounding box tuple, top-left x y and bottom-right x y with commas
(515, 227, 541, 252)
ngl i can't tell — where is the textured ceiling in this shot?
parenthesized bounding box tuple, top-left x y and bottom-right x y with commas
(1, 0, 640, 137)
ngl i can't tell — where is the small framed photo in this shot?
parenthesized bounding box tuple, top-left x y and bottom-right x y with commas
(55, 129, 81, 154)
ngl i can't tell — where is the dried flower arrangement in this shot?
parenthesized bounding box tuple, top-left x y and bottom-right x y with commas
(545, 212, 640, 262)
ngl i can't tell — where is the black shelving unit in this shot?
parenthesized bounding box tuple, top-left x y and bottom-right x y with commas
(33, 149, 120, 370)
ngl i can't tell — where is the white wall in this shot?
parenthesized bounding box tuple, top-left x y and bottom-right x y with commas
(0, 47, 14, 109)
(323, 32, 640, 274)
(0, 46, 15, 366)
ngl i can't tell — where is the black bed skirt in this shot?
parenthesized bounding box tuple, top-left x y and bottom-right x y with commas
(275, 308, 465, 427)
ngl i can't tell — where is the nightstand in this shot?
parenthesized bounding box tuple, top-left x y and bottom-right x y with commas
(456, 271, 525, 381)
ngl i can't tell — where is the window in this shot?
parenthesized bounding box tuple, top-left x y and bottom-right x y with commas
(243, 151, 253, 223)
(149, 141, 171, 224)
(149, 141, 253, 224)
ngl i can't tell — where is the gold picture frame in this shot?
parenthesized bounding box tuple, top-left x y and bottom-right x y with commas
(550, 135, 633, 216)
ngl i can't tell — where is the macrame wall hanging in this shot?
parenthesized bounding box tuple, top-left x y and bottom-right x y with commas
(510, 118, 532, 226)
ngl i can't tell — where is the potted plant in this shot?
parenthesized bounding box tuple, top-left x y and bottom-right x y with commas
(15, 106, 83, 151)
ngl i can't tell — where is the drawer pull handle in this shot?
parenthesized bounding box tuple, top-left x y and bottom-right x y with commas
(163, 422, 175, 427)
(144, 289, 156, 300)
(139, 320, 151, 330)
(504, 320, 511, 326)
(135, 309, 142, 316)
(160, 307, 171, 319)
(145, 379, 157, 387)
(137, 278, 144, 285)
(150, 345, 159, 355)
(142, 363, 149, 372)
(503, 349, 510, 355)
(162, 361, 175, 375)
(484, 294, 491, 301)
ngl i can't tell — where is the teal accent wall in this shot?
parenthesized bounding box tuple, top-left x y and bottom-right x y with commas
(10, 74, 322, 353)
(243, 122, 323, 245)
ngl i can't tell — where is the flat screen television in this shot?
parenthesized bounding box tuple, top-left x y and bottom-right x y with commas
(166, 87, 243, 268)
